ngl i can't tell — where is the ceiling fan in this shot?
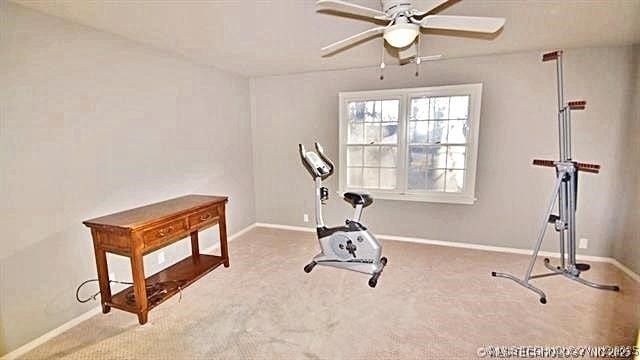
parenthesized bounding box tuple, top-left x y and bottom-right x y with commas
(317, 0, 506, 58)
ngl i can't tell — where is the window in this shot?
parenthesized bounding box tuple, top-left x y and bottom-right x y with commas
(338, 84, 482, 204)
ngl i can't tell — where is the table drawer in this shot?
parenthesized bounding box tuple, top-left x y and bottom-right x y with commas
(188, 205, 219, 229)
(143, 218, 188, 246)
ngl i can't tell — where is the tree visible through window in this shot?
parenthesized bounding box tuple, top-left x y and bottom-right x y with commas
(346, 99, 399, 190)
(339, 84, 482, 204)
(407, 95, 469, 193)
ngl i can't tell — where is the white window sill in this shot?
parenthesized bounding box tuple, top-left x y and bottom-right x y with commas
(337, 190, 477, 205)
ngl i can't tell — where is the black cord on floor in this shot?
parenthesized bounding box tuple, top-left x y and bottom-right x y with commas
(75, 279, 134, 303)
(75, 279, 186, 304)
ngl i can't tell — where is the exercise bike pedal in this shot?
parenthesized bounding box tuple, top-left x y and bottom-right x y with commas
(303, 261, 317, 273)
(574, 263, 590, 272)
(368, 257, 388, 288)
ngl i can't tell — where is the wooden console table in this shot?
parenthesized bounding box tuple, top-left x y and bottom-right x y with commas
(83, 194, 229, 324)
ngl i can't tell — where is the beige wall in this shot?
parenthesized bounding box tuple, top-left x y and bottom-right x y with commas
(251, 46, 636, 262)
(614, 45, 640, 274)
(0, 3, 255, 355)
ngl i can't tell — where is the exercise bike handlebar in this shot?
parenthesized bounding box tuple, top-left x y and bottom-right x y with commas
(314, 142, 335, 176)
(299, 142, 335, 179)
(299, 144, 315, 178)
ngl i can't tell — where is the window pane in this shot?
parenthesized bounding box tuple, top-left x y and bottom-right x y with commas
(447, 146, 466, 169)
(409, 121, 429, 143)
(449, 96, 469, 119)
(365, 123, 381, 143)
(445, 169, 465, 192)
(409, 146, 427, 169)
(348, 122, 364, 144)
(380, 146, 397, 167)
(349, 102, 366, 122)
(380, 168, 396, 189)
(364, 146, 380, 167)
(364, 101, 381, 122)
(381, 123, 398, 144)
(347, 146, 363, 167)
(433, 97, 449, 119)
(382, 100, 399, 122)
(347, 167, 363, 187)
(448, 120, 468, 144)
(428, 121, 448, 144)
(408, 168, 426, 190)
(426, 169, 445, 191)
(363, 168, 379, 188)
(411, 98, 429, 120)
(425, 146, 447, 168)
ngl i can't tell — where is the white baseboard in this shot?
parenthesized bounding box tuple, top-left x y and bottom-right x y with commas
(202, 223, 256, 254)
(0, 307, 102, 360)
(609, 258, 640, 283)
(255, 222, 640, 283)
(375, 233, 612, 263)
(0, 223, 256, 360)
(255, 222, 314, 233)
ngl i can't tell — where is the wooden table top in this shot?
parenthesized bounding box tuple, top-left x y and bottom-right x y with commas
(83, 194, 228, 230)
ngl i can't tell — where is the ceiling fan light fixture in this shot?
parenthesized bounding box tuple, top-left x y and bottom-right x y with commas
(383, 23, 419, 48)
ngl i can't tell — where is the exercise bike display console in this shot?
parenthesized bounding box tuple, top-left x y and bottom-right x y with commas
(298, 142, 387, 288)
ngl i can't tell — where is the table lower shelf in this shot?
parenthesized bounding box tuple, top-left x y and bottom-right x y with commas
(108, 253, 225, 314)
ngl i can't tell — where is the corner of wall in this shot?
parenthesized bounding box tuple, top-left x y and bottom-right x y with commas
(248, 78, 260, 223)
(614, 44, 640, 274)
(0, 311, 6, 357)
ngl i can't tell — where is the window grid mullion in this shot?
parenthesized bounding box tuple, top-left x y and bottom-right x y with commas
(399, 93, 409, 194)
(442, 97, 451, 191)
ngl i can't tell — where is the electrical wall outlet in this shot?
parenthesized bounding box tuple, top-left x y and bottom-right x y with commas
(579, 238, 589, 249)
(157, 251, 165, 264)
(303, 214, 309, 223)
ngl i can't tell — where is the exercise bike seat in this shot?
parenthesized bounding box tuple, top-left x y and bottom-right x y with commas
(343, 192, 373, 208)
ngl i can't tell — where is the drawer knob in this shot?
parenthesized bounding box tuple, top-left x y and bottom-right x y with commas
(199, 213, 212, 221)
(158, 226, 174, 237)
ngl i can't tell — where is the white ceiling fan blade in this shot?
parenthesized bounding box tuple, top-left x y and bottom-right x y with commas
(418, 54, 443, 61)
(411, 0, 450, 17)
(321, 26, 386, 56)
(421, 15, 506, 33)
(316, 0, 388, 20)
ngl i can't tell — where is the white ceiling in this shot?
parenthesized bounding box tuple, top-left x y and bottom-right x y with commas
(13, 0, 640, 77)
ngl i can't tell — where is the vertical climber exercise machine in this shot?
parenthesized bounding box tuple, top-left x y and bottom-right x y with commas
(491, 50, 620, 304)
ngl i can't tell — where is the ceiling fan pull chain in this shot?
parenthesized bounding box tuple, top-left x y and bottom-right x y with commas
(415, 35, 420, 77)
(379, 38, 386, 80)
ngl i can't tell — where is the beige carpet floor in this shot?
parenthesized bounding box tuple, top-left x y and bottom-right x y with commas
(22, 227, 639, 359)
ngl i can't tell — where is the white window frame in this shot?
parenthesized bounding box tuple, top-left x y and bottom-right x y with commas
(338, 83, 483, 205)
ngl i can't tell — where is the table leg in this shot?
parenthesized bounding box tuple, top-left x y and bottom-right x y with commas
(190, 231, 200, 259)
(130, 250, 148, 324)
(92, 232, 111, 314)
(219, 207, 229, 267)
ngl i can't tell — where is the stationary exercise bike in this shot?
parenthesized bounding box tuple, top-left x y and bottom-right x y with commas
(299, 142, 387, 288)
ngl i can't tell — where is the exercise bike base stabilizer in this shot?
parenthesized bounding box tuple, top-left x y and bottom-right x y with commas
(299, 143, 387, 288)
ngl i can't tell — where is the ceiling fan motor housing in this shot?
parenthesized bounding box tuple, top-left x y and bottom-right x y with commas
(381, 0, 413, 15)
